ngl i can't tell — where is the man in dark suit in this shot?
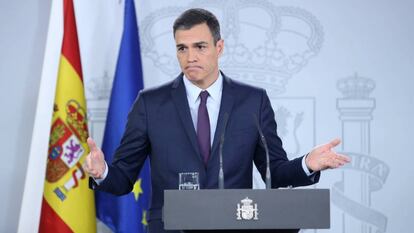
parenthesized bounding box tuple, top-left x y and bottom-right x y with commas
(85, 8, 350, 233)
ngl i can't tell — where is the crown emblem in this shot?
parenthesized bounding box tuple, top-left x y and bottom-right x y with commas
(240, 197, 253, 205)
(140, 0, 324, 95)
(237, 197, 259, 220)
(337, 73, 375, 99)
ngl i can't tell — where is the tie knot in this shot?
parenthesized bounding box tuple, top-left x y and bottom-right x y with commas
(199, 90, 209, 103)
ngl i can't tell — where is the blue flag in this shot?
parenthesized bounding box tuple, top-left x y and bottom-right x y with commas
(96, 0, 151, 232)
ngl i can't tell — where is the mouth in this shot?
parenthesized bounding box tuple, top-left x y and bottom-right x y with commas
(185, 66, 203, 71)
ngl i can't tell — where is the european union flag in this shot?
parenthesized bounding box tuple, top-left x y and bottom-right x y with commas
(96, 0, 151, 232)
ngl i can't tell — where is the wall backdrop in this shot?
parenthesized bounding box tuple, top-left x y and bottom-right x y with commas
(1, 0, 412, 232)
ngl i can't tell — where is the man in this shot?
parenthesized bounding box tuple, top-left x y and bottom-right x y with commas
(85, 8, 350, 233)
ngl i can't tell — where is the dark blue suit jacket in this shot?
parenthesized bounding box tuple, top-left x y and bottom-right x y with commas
(91, 72, 319, 231)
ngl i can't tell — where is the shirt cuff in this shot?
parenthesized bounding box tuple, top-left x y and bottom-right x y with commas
(93, 161, 108, 185)
(301, 154, 314, 176)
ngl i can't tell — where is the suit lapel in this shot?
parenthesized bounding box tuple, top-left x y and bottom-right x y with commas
(171, 74, 202, 161)
(211, 74, 235, 156)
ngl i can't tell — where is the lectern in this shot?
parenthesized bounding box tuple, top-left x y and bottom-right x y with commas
(163, 189, 329, 232)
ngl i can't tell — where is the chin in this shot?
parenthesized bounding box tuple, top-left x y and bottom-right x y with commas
(184, 73, 201, 81)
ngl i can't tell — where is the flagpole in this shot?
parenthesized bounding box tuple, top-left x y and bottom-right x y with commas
(17, 0, 63, 232)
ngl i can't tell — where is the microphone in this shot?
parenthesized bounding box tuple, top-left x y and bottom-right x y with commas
(253, 114, 272, 189)
(218, 113, 229, 189)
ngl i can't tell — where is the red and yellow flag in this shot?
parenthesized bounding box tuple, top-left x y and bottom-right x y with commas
(39, 0, 96, 232)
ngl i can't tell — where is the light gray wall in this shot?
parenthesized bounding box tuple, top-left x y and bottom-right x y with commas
(0, 1, 51, 232)
(1, 0, 413, 232)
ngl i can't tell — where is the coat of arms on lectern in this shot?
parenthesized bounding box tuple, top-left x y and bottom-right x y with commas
(237, 197, 259, 220)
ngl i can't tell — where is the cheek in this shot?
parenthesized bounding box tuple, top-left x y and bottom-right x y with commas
(177, 56, 186, 67)
(206, 55, 218, 68)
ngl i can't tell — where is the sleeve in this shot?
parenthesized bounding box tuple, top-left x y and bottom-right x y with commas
(91, 91, 151, 195)
(253, 89, 320, 188)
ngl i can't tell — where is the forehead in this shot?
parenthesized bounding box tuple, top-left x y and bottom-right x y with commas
(174, 23, 214, 44)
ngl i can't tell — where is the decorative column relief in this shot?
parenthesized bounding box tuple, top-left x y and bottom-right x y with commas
(333, 73, 389, 233)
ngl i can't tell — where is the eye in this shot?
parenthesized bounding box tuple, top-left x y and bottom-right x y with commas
(197, 45, 206, 50)
(177, 47, 187, 52)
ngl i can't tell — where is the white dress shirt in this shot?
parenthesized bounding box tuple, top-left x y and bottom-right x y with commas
(183, 73, 222, 146)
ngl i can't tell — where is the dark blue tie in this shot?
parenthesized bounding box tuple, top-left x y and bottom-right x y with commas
(197, 91, 210, 164)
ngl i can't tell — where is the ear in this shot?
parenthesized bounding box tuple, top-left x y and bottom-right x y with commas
(216, 39, 224, 57)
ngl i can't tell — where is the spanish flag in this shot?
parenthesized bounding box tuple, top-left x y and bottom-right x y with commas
(39, 0, 96, 232)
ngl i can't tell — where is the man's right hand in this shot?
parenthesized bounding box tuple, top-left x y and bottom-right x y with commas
(84, 137, 106, 179)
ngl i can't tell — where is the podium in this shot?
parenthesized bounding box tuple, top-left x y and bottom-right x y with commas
(163, 189, 330, 232)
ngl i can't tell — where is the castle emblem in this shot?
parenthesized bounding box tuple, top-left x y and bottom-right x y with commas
(46, 99, 89, 201)
(237, 197, 259, 220)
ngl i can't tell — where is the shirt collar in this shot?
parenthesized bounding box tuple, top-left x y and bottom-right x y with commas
(183, 72, 223, 104)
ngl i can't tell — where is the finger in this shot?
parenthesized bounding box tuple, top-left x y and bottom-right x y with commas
(330, 156, 349, 168)
(336, 153, 351, 162)
(327, 152, 350, 163)
(328, 138, 341, 149)
(333, 156, 347, 166)
(328, 158, 342, 169)
(82, 160, 92, 174)
(85, 153, 93, 171)
(90, 149, 103, 163)
(320, 155, 338, 168)
(87, 137, 98, 153)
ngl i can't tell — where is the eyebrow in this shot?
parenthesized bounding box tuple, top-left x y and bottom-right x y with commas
(176, 41, 209, 48)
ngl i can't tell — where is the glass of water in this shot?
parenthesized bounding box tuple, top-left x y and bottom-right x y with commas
(178, 172, 200, 190)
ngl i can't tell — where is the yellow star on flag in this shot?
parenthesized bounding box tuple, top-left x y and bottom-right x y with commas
(141, 210, 148, 226)
(132, 179, 143, 201)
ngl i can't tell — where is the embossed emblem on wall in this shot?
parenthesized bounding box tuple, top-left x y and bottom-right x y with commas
(140, 0, 323, 96)
(334, 73, 390, 233)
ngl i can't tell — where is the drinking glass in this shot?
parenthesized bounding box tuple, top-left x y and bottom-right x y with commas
(178, 172, 200, 190)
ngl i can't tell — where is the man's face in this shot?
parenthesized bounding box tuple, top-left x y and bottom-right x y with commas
(174, 23, 224, 89)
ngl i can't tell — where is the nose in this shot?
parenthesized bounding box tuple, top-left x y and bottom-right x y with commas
(187, 48, 197, 63)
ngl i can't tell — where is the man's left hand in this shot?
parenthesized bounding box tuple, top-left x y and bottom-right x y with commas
(305, 138, 351, 172)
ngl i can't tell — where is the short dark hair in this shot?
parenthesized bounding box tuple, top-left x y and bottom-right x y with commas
(173, 8, 221, 44)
